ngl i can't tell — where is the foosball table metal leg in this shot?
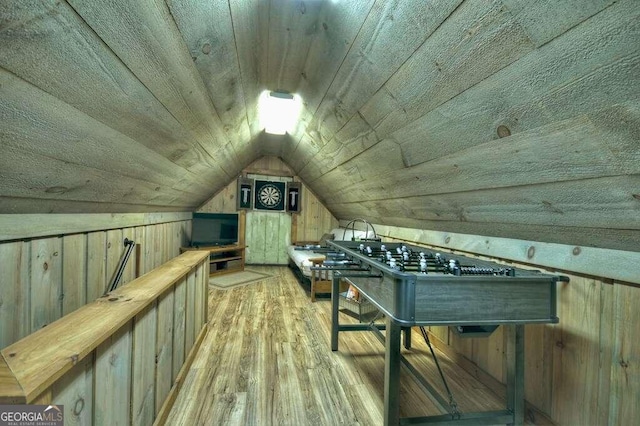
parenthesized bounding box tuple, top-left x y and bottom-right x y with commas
(331, 276, 341, 351)
(403, 326, 412, 349)
(384, 318, 402, 426)
(506, 324, 525, 426)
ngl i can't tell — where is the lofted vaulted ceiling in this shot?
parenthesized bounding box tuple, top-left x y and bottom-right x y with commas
(1, 0, 639, 252)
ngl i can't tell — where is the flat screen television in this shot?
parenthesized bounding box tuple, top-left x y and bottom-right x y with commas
(191, 213, 239, 247)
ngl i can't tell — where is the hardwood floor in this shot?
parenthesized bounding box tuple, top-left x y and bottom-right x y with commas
(166, 266, 505, 425)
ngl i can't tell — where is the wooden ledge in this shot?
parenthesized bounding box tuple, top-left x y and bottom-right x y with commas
(0, 250, 209, 403)
(0, 357, 25, 404)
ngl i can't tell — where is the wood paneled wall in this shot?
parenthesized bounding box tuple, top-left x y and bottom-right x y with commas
(1, 251, 209, 426)
(379, 231, 639, 425)
(198, 156, 338, 256)
(0, 215, 191, 349)
(293, 183, 338, 243)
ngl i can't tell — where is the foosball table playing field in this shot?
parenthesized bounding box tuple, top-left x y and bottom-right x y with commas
(321, 240, 568, 426)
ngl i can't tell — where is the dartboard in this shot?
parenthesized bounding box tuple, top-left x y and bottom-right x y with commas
(254, 180, 286, 210)
(258, 184, 282, 208)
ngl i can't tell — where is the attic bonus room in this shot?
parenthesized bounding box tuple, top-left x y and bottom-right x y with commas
(0, 1, 638, 425)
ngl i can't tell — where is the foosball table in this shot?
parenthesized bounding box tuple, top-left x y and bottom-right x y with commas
(323, 240, 568, 426)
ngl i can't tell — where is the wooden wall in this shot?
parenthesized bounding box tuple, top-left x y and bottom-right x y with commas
(198, 156, 338, 264)
(0, 214, 191, 349)
(1, 251, 209, 426)
(377, 227, 639, 425)
(293, 183, 339, 243)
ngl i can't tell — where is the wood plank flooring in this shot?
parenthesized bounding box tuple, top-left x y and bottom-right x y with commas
(166, 266, 505, 425)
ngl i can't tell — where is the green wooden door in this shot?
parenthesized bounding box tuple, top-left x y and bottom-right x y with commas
(245, 211, 291, 265)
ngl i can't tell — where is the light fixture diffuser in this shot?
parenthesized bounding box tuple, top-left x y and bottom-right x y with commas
(258, 90, 301, 135)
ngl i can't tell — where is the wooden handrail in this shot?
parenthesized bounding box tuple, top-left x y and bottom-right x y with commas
(0, 250, 210, 404)
(0, 357, 23, 404)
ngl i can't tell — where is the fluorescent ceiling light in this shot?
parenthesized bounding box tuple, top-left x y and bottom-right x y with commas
(258, 90, 302, 135)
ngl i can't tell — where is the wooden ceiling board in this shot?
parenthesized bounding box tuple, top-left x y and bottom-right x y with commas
(298, 111, 380, 180)
(358, 0, 616, 141)
(285, 131, 319, 174)
(309, 137, 407, 197)
(266, 0, 324, 93)
(357, 0, 536, 140)
(391, 3, 640, 169)
(313, 104, 640, 204)
(258, 0, 337, 158)
(65, 0, 241, 176)
(326, 174, 640, 231)
(0, 0, 231, 189)
(299, 0, 639, 185)
(305, 44, 640, 205)
(288, 0, 376, 159)
(167, 0, 253, 168)
(256, 132, 299, 160)
(0, 69, 214, 198)
(501, 0, 617, 47)
(294, 0, 376, 115)
(292, 0, 463, 173)
(0, 0, 638, 252)
(327, 212, 640, 254)
(228, 0, 270, 139)
(0, 146, 196, 210)
(0, 198, 184, 214)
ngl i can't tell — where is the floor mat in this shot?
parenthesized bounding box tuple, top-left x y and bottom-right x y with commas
(209, 269, 272, 290)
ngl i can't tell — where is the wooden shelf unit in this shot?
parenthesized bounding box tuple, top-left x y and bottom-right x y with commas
(180, 244, 246, 276)
(182, 210, 247, 276)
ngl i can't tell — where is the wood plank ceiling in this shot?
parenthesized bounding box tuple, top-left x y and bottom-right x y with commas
(1, 0, 638, 252)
